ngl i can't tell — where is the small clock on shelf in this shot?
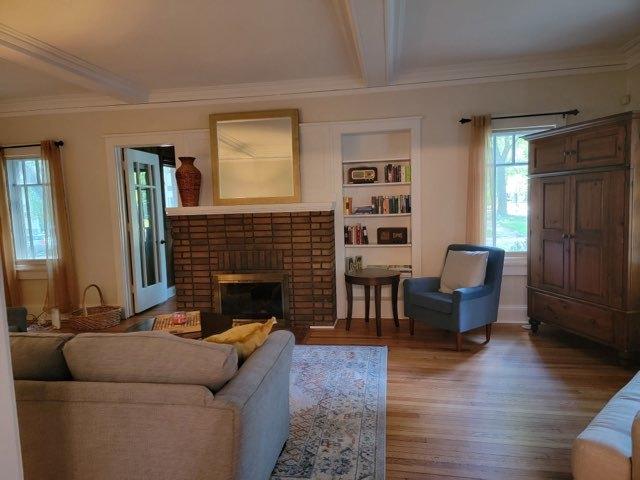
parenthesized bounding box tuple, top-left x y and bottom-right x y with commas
(347, 166, 378, 184)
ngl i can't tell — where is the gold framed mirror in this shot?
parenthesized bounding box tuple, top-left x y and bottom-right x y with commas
(209, 109, 301, 205)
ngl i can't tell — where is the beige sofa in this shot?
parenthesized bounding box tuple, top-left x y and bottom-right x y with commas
(10, 330, 294, 480)
(573, 371, 640, 480)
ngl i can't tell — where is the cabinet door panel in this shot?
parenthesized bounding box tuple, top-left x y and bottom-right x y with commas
(569, 171, 624, 305)
(529, 176, 570, 294)
(530, 136, 569, 174)
(571, 123, 626, 169)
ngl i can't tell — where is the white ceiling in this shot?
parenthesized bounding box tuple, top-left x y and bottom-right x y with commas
(399, 0, 640, 70)
(0, 58, 87, 98)
(0, 0, 638, 112)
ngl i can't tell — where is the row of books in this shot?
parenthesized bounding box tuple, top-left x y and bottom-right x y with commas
(371, 195, 411, 214)
(344, 224, 369, 245)
(343, 195, 411, 215)
(384, 164, 411, 183)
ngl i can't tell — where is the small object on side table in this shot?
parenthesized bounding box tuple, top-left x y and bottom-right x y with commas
(345, 267, 400, 337)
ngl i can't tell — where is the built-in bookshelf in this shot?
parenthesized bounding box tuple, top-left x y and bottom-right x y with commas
(333, 117, 422, 319)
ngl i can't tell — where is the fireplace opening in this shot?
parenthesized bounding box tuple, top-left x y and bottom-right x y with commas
(215, 273, 289, 324)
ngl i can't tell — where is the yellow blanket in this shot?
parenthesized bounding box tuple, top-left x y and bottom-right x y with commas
(204, 317, 277, 360)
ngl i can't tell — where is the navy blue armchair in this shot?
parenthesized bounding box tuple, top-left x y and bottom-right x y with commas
(404, 244, 505, 351)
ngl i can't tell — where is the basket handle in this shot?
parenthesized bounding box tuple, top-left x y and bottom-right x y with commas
(81, 284, 105, 315)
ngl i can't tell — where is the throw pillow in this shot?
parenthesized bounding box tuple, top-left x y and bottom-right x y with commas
(439, 250, 489, 294)
(205, 318, 277, 361)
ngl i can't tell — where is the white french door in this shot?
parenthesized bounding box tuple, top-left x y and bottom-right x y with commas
(123, 148, 168, 312)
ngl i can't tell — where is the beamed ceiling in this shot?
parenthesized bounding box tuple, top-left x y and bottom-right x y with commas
(0, 0, 638, 114)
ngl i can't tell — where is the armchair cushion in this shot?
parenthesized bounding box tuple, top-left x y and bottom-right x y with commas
(439, 250, 489, 294)
(411, 291, 453, 314)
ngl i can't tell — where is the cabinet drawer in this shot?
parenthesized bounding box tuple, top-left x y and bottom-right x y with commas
(529, 290, 614, 344)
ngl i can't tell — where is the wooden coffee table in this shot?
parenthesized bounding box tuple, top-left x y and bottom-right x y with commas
(126, 311, 234, 339)
(345, 267, 400, 337)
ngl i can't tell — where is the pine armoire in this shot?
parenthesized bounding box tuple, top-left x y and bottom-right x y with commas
(525, 111, 640, 361)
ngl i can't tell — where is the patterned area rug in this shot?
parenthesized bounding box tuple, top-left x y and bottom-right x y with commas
(272, 345, 387, 480)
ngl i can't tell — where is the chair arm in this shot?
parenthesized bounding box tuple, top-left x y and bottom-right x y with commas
(404, 277, 440, 294)
(452, 285, 492, 302)
(633, 411, 640, 480)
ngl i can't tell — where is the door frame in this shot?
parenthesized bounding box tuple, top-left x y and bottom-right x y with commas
(105, 130, 200, 317)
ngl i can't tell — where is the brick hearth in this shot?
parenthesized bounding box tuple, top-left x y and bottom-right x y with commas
(170, 211, 336, 327)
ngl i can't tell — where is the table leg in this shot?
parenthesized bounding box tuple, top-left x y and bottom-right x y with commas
(346, 282, 353, 331)
(391, 278, 399, 327)
(364, 286, 370, 323)
(374, 284, 382, 337)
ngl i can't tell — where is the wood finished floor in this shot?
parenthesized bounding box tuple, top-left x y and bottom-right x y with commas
(305, 319, 635, 480)
(127, 301, 635, 479)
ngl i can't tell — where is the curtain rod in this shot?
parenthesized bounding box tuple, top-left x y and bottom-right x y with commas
(1, 140, 64, 149)
(459, 109, 579, 124)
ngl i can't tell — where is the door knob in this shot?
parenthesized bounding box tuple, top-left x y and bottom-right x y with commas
(160, 239, 166, 245)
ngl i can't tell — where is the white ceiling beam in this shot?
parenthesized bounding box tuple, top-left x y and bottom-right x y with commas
(333, 0, 389, 87)
(385, 0, 405, 84)
(0, 23, 148, 103)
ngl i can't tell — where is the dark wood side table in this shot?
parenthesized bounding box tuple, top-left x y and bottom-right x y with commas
(345, 267, 400, 337)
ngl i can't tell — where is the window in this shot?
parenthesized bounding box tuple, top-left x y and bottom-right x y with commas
(485, 128, 543, 253)
(6, 157, 49, 261)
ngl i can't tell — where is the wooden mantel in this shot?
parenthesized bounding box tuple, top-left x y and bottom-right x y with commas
(166, 202, 335, 217)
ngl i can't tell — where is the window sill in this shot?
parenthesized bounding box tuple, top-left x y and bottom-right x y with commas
(15, 261, 48, 280)
(503, 254, 526, 276)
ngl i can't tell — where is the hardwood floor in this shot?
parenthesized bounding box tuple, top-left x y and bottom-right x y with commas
(123, 301, 635, 479)
(304, 318, 636, 480)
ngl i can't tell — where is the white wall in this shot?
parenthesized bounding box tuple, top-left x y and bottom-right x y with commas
(0, 70, 630, 321)
(0, 267, 24, 479)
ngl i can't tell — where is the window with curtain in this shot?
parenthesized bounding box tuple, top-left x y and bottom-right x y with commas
(484, 128, 544, 253)
(5, 157, 50, 262)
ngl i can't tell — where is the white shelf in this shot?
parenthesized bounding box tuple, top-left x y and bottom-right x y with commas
(344, 213, 411, 218)
(342, 157, 411, 164)
(342, 182, 411, 188)
(166, 202, 335, 216)
(345, 244, 412, 248)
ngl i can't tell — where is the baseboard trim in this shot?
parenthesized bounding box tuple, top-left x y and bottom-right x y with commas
(498, 305, 528, 324)
(309, 308, 527, 328)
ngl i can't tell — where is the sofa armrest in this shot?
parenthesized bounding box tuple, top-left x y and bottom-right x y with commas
(214, 330, 294, 408)
(452, 285, 492, 302)
(633, 411, 640, 480)
(213, 330, 294, 480)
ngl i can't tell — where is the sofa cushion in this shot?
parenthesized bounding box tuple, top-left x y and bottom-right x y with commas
(411, 291, 453, 314)
(10, 332, 74, 380)
(572, 372, 640, 480)
(63, 331, 238, 392)
(439, 250, 489, 294)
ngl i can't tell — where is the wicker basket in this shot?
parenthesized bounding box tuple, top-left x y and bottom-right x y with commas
(64, 284, 122, 330)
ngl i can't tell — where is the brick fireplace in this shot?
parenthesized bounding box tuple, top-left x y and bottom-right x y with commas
(169, 210, 336, 327)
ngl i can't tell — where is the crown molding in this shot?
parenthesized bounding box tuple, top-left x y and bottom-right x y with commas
(622, 34, 640, 69)
(0, 23, 148, 103)
(393, 51, 628, 86)
(0, 49, 635, 117)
